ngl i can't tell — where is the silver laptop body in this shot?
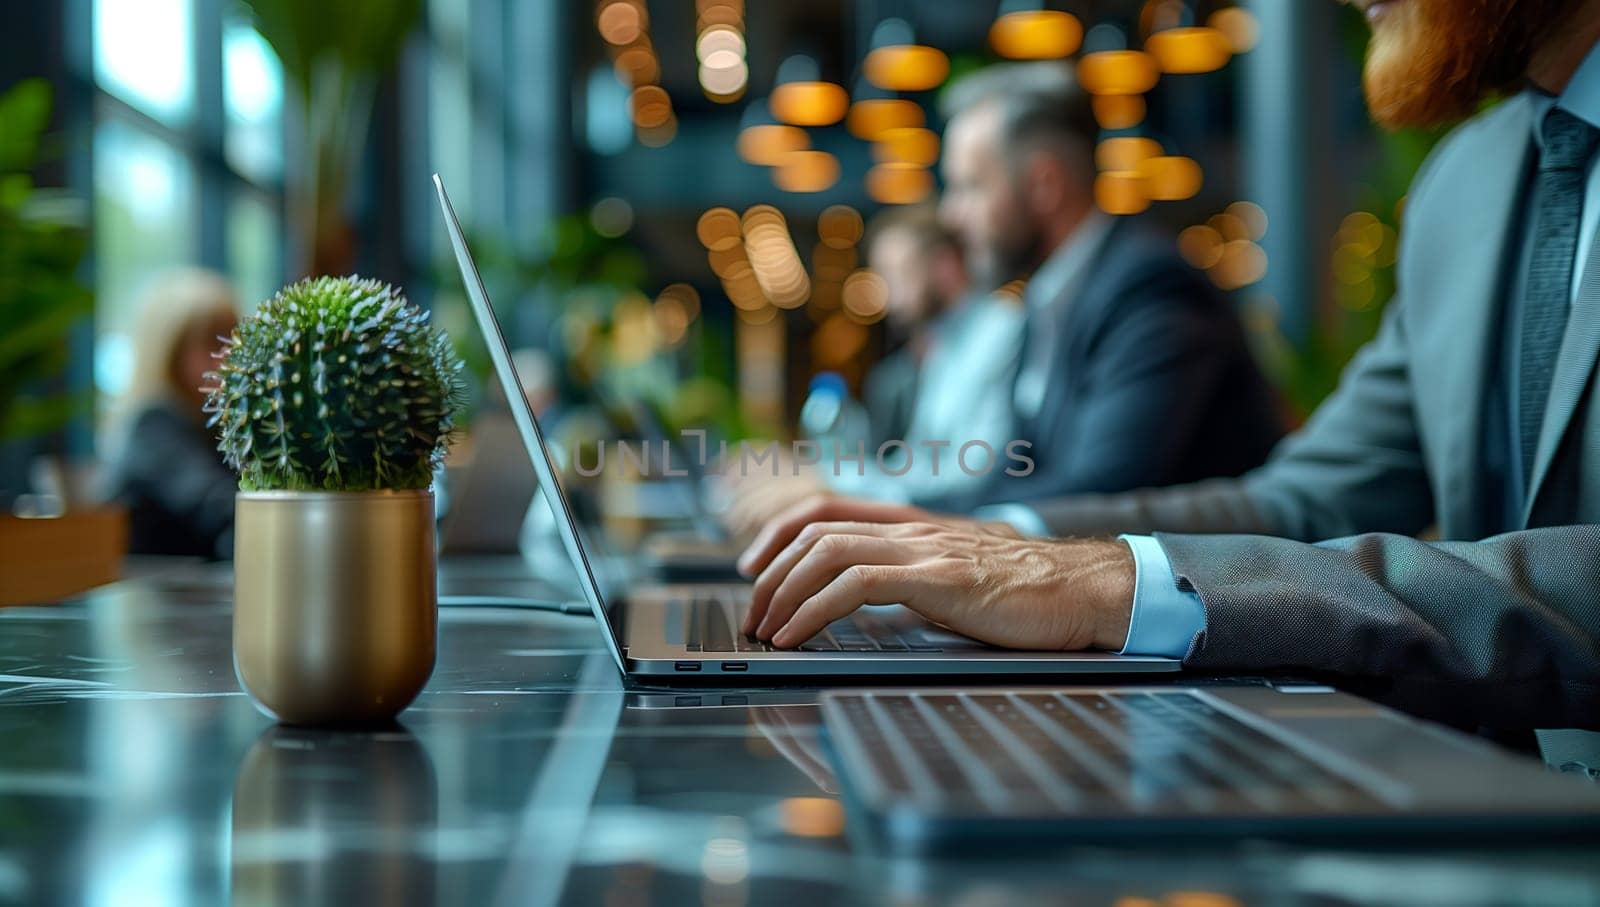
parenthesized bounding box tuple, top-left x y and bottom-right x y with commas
(435, 174, 1179, 680)
(820, 685, 1600, 848)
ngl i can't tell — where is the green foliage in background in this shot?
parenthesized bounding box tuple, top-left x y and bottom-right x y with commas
(205, 275, 464, 491)
(0, 79, 93, 444)
(237, 0, 424, 275)
(1249, 7, 1448, 419)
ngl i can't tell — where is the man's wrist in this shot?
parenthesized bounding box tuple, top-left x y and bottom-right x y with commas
(1058, 539, 1135, 651)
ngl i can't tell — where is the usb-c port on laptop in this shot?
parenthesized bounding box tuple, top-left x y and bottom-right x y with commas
(720, 662, 748, 672)
(674, 661, 702, 672)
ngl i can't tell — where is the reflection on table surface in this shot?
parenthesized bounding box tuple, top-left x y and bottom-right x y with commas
(1, 556, 1598, 907)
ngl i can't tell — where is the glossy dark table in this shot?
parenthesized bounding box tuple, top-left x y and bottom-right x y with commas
(3, 557, 1599, 907)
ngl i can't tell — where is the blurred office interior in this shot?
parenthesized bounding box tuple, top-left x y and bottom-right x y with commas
(1, 0, 1422, 517)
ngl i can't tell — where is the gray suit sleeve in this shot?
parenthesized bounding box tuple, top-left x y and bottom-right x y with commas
(1157, 527, 1600, 730)
(1030, 300, 1436, 541)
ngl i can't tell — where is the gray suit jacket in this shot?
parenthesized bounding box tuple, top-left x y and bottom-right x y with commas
(1032, 94, 1600, 733)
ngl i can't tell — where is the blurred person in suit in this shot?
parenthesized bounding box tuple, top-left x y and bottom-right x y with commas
(722, 206, 1024, 533)
(723, 64, 1283, 534)
(735, 0, 1600, 758)
(923, 63, 1283, 511)
(105, 268, 240, 559)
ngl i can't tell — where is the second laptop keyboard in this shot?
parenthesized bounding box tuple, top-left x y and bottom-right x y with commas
(684, 592, 943, 653)
(822, 689, 1387, 815)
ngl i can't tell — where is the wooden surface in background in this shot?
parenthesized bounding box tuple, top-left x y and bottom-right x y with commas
(0, 508, 127, 606)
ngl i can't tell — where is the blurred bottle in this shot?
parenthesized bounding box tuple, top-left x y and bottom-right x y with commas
(799, 372, 872, 451)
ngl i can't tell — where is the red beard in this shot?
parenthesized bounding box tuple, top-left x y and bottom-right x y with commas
(1363, 0, 1574, 129)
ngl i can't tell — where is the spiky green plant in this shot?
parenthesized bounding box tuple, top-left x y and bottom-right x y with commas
(204, 275, 463, 491)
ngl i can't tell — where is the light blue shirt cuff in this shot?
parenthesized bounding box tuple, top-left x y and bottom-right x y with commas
(1117, 534, 1206, 659)
(973, 503, 1049, 537)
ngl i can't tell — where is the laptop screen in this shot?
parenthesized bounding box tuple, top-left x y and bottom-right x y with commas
(433, 174, 629, 672)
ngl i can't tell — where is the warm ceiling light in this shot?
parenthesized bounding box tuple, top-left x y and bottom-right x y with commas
(812, 243, 859, 282)
(700, 60, 748, 98)
(1146, 27, 1233, 74)
(1092, 94, 1145, 129)
(637, 114, 677, 147)
(736, 303, 777, 324)
(1225, 201, 1269, 240)
(629, 86, 672, 128)
(864, 44, 949, 92)
(701, 48, 743, 71)
(818, 205, 864, 249)
(811, 315, 869, 366)
(1139, 155, 1203, 200)
(654, 291, 692, 345)
(1095, 136, 1162, 171)
(613, 46, 659, 87)
(841, 269, 889, 323)
(741, 204, 786, 230)
(865, 163, 933, 205)
(1208, 7, 1260, 54)
(659, 282, 701, 321)
(774, 150, 840, 193)
(1178, 224, 1225, 269)
(696, 207, 742, 250)
(1210, 239, 1268, 290)
(770, 81, 849, 126)
(770, 54, 848, 126)
(696, 25, 745, 61)
(1077, 50, 1160, 95)
(989, 10, 1083, 59)
(846, 98, 924, 140)
(1209, 211, 1249, 242)
(597, 1, 646, 46)
(736, 124, 808, 166)
(708, 246, 749, 277)
(696, 2, 743, 30)
(1094, 171, 1149, 215)
(872, 126, 940, 166)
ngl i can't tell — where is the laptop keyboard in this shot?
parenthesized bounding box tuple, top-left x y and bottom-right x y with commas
(683, 592, 942, 653)
(824, 690, 1386, 815)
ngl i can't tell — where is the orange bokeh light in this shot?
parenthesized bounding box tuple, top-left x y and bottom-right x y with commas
(1095, 170, 1150, 215)
(1092, 94, 1146, 129)
(865, 163, 933, 205)
(1140, 155, 1203, 200)
(773, 150, 840, 193)
(989, 10, 1083, 60)
(1146, 26, 1233, 74)
(863, 44, 950, 92)
(736, 124, 808, 166)
(1078, 50, 1160, 95)
(770, 81, 849, 126)
(873, 126, 940, 166)
(846, 99, 925, 141)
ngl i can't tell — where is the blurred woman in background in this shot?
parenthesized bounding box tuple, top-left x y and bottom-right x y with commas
(106, 268, 240, 559)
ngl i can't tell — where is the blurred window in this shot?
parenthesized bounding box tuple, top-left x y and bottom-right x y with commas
(87, 1, 285, 436)
(223, 21, 284, 182)
(93, 0, 194, 125)
(91, 117, 197, 399)
(227, 190, 280, 313)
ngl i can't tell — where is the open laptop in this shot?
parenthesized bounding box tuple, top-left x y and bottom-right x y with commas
(819, 685, 1600, 848)
(435, 173, 1178, 680)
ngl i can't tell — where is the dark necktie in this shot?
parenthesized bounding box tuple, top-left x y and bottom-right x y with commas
(1519, 107, 1599, 478)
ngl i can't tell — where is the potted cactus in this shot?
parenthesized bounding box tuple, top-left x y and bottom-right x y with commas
(205, 275, 462, 725)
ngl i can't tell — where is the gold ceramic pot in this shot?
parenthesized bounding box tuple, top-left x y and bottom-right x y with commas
(233, 490, 437, 725)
